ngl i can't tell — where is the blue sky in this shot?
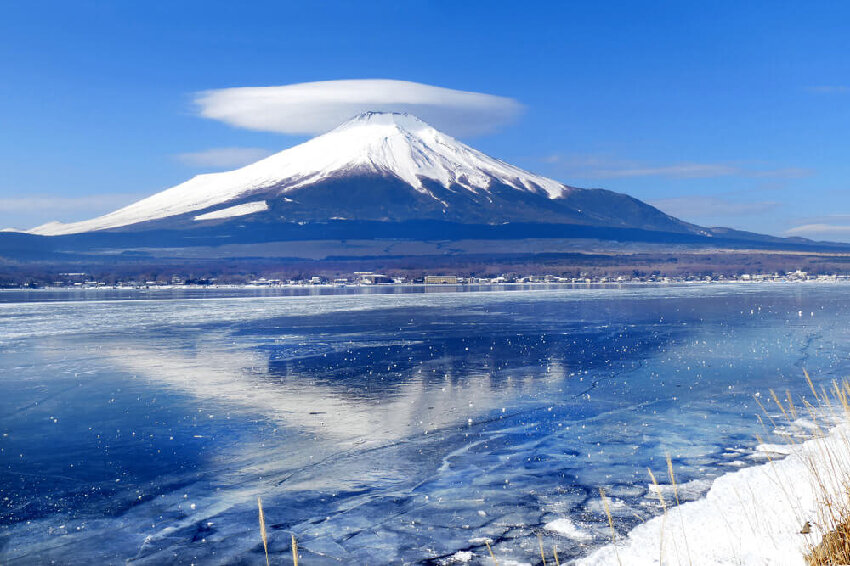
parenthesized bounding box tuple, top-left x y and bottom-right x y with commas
(1, 1, 849, 239)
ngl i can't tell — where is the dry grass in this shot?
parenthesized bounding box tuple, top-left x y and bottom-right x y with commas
(484, 539, 499, 565)
(807, 516, 850, 565)
(800, 376, 850, 565)
(537, 533, 547, 566)
(257, 497, 270, 566)
(748, 372, 850, 565)
(599, 487, 623, 566)
(646, 467, 668, 563)
(256, 497, 299, 565)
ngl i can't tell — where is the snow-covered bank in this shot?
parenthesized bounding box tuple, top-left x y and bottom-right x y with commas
(578, 421, 850, 565)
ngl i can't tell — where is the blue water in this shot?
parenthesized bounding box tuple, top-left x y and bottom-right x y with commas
(1, 284, 849, 565)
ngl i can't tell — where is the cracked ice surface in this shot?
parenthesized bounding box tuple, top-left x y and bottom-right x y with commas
(2, 283, 850, 564)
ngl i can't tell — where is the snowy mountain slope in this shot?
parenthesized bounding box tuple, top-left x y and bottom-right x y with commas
(2, 110, 842, 264)
(193, 201, 269, 221)
(28, 112, 575, 236)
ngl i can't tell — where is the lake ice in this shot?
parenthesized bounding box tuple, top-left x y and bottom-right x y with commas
(1, 284, 849, 564)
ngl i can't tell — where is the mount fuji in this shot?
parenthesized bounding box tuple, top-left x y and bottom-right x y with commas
(2, 111, 836, 269)
(28, 112, 699, 236)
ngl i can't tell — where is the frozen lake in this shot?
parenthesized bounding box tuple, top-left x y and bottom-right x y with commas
(2, 283, 849, 564)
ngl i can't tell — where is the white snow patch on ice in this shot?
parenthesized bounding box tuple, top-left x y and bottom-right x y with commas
(193, 201, 268, 221)
(578, 423, 850, 566)
(754, 442, 795, 456)
(646, 477, 713, 500)
(444, 550, 474, 563)
(545, 517, 593, 540)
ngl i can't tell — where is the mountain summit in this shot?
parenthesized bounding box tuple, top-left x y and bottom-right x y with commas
(29, 112, 694, 236)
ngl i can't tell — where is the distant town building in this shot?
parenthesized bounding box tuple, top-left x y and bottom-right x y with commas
(359, 273, 393, 284)
(424, 275, 459, 285)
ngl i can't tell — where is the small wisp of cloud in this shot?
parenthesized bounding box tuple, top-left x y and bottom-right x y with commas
(598, 163, 742, 179)
(176, 147, 275, 169)
(544, 153, 812, 180)
(784, 214, 850, 241)
(194, 79, 523, 137)
(786, 215, 850, 240)
(650, 196, 781, 219)
(0, 194, 143, 232)
(786, 224, 850, 236)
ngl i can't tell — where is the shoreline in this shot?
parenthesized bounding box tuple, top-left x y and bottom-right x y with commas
(2, 275, 849, 294)
(577, 416, 850, 566)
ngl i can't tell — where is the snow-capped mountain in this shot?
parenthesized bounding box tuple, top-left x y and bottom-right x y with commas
(27, 112, 696, 237)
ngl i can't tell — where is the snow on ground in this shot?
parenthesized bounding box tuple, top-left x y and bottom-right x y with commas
(193, 200, 268, 221)
(578, 421, 850, 566)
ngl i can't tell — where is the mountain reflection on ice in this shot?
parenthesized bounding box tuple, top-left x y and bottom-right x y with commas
(1, 284, 849, 564)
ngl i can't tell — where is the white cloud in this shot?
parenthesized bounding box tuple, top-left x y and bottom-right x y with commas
(176, 147, 275, 169)
(785, 223, 850, 238)
(650, 196, 781, 218)
(792, 214, 850, 224)
(544, 154, 811, 180)
(783, 215, 850, 241)
(599, 163, 742, 179)
(194, 79, 523, 137)
(588, 163, 808, 180)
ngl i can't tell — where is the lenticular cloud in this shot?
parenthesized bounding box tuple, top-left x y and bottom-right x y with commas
(194, 79, 523, 137)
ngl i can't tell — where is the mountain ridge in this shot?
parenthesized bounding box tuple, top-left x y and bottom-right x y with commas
(24, 112, 706, 238)
(28, 112, 574, 235)
(6, 111, 842, 272)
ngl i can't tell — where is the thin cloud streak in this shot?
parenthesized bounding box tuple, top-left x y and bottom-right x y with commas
(0, 194, 143, 231)
(0, 194, 141, 213)
(599, 163, 741, 179)
(544, 153, 812, 180)
(651, 196, 781, 219)
(792, 214, 850, 224)
(176, 147, 275, 169)
(195, 79, 524, 137)
(786, 224, 850, 237)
